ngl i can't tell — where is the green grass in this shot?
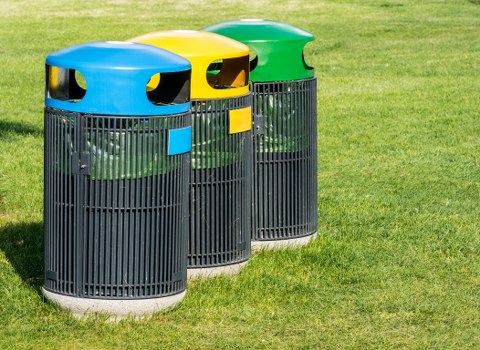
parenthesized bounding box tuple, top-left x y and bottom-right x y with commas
(1, 0, 480, 348)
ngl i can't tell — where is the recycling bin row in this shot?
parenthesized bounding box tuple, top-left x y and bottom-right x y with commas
(43, 20, 317, 319)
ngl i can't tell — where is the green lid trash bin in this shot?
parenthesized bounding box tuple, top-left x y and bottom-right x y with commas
(204, 20, 318, 249)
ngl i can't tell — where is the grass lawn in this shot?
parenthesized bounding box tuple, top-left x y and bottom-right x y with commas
(1, 0, 479, 348)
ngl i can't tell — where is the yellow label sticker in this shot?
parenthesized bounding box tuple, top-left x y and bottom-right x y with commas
(229, 106, 252, 134)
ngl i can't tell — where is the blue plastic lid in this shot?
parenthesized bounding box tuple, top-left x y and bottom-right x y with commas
(45, 41, 191, 116)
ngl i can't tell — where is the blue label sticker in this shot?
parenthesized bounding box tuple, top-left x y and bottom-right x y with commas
(168, 126, 192, 156)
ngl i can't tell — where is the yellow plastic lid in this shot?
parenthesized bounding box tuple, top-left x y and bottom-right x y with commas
(129, 30, 250, 99)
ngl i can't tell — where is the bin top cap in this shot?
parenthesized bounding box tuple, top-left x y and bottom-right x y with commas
(46, 41, 191, 73)
(129, 31, 249, 60)
(45, 41, 191, 116)
(129, 31, 250, 99)
(203, 19, 315, 82)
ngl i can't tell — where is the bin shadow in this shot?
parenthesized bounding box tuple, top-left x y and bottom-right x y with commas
(0, 221, 44, 294)
(0, 120, 43, 139)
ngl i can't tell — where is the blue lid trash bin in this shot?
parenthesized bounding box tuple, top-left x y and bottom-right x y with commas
(43, 41, 192, 319)
(204, 20, 318, 249)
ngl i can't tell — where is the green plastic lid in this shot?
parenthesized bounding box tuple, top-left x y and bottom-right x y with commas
(203, 19, 314, 82)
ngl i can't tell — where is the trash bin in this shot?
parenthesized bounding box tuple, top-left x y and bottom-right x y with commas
(43, 41, 192, 319)
(204, 20, 318, 249)
(130, 31, 252, 278)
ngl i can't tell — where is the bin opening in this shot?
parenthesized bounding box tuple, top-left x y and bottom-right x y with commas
(146, 70, 191, 106)
(46, 65, 86, 102)
(248, 48, 258, 72)
(206, 56, 249, 89)
(250, 55, 258, 73)
(302, 42, 314, 71)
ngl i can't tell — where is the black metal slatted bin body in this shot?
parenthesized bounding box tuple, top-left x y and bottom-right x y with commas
(44, 111, 191, 298)
(204, 20, 318, 244)
(252, 78, 317, 240)
(190, 94, 252, 268)
(43, 42, 192, 314)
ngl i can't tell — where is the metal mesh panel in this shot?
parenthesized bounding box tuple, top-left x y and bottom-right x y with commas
(189, 94, 252, 268)
(44, 108, 190, 299)
(252, 78, 318, 241)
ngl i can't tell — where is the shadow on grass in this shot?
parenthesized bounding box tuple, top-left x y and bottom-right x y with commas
(0, 120, 43, 140)
(0, 221, 44, 293)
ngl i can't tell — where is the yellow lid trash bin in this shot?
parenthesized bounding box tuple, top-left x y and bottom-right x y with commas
(130, 31, 253, 278)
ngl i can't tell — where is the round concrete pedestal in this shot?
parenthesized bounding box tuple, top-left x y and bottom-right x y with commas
(187, 261, 248, 280)
(251, 233, 317, 252)
(42, 288, 186, 321)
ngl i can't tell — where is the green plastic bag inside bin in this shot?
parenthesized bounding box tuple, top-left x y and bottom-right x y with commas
(55, 116, 178, 179)
(191, 101, 243, 170)
(256, 81, 310, 153)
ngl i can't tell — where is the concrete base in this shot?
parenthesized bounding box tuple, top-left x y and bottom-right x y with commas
(251, 233, 317, 252)
(42, 288, 186, 321)
(187, 261, 248, 280)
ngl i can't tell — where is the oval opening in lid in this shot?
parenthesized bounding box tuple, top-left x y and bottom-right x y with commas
(146, 71, 191, 105)
(206, 56, 249, 90)
(46, 65, 87, 103)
